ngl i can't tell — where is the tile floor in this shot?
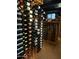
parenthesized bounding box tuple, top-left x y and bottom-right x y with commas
(32, 39, 61, 59)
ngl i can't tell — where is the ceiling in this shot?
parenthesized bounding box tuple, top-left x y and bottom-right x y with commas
(40, 0, 61, 13)
(44, 0, 61, 4)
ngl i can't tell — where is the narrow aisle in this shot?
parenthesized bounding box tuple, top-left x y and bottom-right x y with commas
(34, 39, 61, 59)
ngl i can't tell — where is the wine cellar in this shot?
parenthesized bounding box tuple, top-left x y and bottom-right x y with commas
(17, 0, 61, 59)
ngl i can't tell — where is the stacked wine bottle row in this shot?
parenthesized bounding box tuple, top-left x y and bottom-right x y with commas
(17, 0, 46, 58)
(17, 0, 25, 58)
(33, 6, 46, 50)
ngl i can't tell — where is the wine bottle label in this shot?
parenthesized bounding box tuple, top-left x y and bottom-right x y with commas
(29, 15, 33, 18)
(29, 38, 32, 41)
(17, 18, 22, 20)
(37, 32, 40, 34)
(25, 33, 27, 35)
(17, 42, 23, 46)
(43, 12, 45, 14)
(24, 28, 27, 30)
(35, 26, 38, 28)
(28, 23, 32, 25)
(29, 27, 32, 29)
(35, 43, 37, 46)
(41, 28, 43, 29)
(40, 39, 42, 41)
(18, 7, 21, 10)
(17, 1, 20, 5)
(35, 13, 38, 15)
(23, 40, 25, 42)
(26, 2, 30, 6)
(29, 19, 33, 22)
(35, 23, 38, 25)
(29, 35, 32, 37)
(38, 6, 41, 9)
(24, 19, 27, 21)
(29, 10, 33, 14)
(17, 12, 22, 15)
(40, 42, 42, 44)
(25, 45, 27, 47)
(24, 14, 26, 17)
(17, 28, 22, 31)
(21, 5, 23, 8)
(35, 10, 38, 13)
(43, 17, 45, 19)
(17, 46, 23, 51)
(27, 7, 30, 10)
(41, 35, 43, 36)
(24, 24, 27, 26)
(41, 9, 44, 12)
(17, 8, 19, 11)
(17, 23, 22, 25)
(26, 48, 28, 50)
(21, 10, 24, 13)
(41, 33, 43, 35)
(35, 19, 38, 22)
(17, 33, 23, 36)
(37, 29, 40, 31)
(25, 41, 27, 43)
(18, 50, 24, 55)
(17, 38, 22, 41)
(29, 42, 32, 44)
(35, 39, 37, 42)
(29, 31, 32, 33)
(25, 37, 27, 39)
(41, 15, 43, 17)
